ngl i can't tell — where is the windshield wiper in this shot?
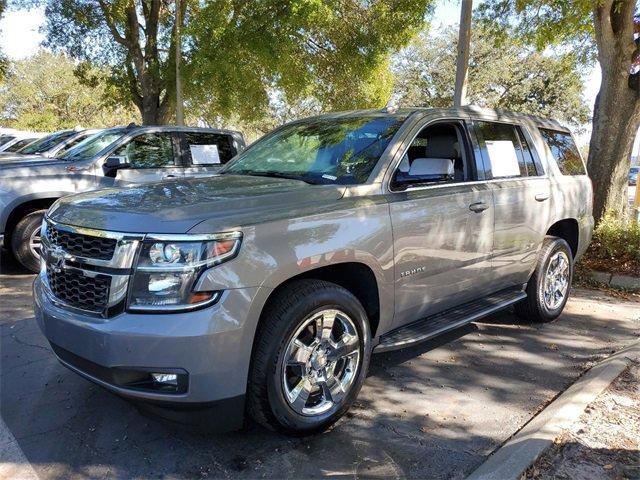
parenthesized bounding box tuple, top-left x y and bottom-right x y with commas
(224, 170, 319, 185)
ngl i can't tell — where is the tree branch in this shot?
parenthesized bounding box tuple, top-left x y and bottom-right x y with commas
(96, 0, 129, 48)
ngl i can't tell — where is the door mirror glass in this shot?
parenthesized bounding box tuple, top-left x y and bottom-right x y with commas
(105, 155, 129, 169)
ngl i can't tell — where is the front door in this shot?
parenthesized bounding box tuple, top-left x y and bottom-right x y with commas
(388, 120, 495, 329)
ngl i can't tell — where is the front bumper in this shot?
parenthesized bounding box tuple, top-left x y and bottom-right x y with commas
(34, 275, 270, 429)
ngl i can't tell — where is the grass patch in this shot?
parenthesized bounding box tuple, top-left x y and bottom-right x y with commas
(579, 216, 640, 278)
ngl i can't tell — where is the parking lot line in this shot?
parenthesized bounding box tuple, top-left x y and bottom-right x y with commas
(0, 418, 39, 480)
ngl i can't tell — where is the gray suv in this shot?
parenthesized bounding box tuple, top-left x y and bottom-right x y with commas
(34, 108, 593, 434)
(0, 125, 245, 271)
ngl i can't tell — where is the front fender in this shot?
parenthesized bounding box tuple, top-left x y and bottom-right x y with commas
(0, 191, 71, 233)
(194, 199, 396, 337)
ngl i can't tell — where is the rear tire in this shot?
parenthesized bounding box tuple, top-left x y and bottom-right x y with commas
(515, 237, 573, 323)
(247, 279, 371, 434)
(11, 210, 45, 273)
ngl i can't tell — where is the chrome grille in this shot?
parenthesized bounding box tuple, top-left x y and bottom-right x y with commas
(46, 265, 110, 313)
(41, 219, 142, 317)
(46, 223, 116, 260)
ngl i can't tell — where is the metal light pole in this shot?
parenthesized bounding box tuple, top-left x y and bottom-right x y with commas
(175, 0, 184, 126)
(454, 0, 473, 107)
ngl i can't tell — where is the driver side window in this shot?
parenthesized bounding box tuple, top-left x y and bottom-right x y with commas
(393, 122, 471, 189)
(114, 133, 175, 169)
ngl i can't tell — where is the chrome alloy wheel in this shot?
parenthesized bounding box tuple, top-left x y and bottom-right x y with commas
(29, 226, 42, 259)
(542, 251, 570, 310)
(282, 309, 361, 416)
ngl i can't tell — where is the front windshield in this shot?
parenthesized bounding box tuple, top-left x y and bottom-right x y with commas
(56, 129, 126, 161)
(18, 131, 76, 155)
(0, 135, 16, 147)
(221, 114, 405, 185)
(5, 138, 36, 152)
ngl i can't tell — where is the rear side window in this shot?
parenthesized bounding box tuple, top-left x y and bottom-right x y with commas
(474, 121, 531, 178)
(539, 128, 585, 175)
(185, 132, 237, 165)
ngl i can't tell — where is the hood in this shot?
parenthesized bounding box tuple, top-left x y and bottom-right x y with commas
(48, 174, 347, 234)
(0, 155, 64, 170)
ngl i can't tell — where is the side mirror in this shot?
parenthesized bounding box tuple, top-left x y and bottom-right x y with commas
(105, 155, 129, 169)
(103, 155, 129, 177)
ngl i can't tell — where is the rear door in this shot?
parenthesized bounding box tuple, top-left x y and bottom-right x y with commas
(471, 120, 551, 289)
(387, 118, 495, 328)
(111, 131, 185, 185)
(179, 131, 240, 178)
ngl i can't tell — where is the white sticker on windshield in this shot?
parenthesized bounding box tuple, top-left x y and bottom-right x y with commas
(190, 144, 220, 165)
(322, 174, 337, 181)
(486, 140, 520, 177)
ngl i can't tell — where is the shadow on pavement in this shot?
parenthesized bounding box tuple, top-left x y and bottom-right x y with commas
(1, 280, 639, 478)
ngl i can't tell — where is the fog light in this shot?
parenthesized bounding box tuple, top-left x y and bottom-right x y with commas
(151, 373, 178, 386)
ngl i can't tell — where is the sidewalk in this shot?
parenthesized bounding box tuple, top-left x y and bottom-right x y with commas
(526, 364, 639, 479)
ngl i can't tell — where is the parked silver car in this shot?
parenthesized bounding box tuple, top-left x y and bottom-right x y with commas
(0, 131, 45, 153)
(0, 128, 100, 161)
(0, 125, 245, 271)
(34, 107, 593, 434)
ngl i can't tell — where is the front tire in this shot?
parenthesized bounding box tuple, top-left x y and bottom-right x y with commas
(515, 237, 573, 323)
(247, 279, 371, 434)
(11, 210, 46, 273)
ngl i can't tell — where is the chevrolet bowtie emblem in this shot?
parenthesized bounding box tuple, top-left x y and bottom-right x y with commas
(49, 245, 68, 273)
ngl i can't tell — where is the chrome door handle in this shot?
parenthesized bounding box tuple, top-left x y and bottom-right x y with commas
(469, 202, 489, 213)
(535, 193, 550, 202)
(164, 174, 178, 178)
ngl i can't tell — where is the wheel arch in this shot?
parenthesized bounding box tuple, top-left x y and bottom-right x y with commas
(2, 195, 61, 248)
(546, 218, 579, 258)
(258, 262, 383, 339)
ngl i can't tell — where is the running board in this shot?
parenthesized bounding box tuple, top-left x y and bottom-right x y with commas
(375, 287, 527, 353)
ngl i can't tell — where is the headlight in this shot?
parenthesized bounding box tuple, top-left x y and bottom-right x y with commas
(128, 232, 241, 312)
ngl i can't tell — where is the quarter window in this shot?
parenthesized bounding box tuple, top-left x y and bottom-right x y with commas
(539, 128, 585, 175)
(114, 133, 175, 169)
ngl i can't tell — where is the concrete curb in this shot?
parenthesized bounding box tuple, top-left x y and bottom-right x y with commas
(588, 270, 640, 290)
(466, 341, 640, 480)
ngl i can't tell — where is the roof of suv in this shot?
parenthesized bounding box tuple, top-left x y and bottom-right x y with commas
(114, 124, 242, 136)
(299, 106, 569, 133)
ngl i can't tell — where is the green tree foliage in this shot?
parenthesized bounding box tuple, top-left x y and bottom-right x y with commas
(392, 26, 589, 126)
(476, 0, 640, 222)
(0, 51, 139, 131)
(0, 0, 7, 81)
(20, 0, 434, 126)
(187, 1, 433, 123)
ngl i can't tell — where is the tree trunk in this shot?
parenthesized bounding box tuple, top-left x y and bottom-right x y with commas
(588, 74, 640, 221)
(587, 0, 640, 223)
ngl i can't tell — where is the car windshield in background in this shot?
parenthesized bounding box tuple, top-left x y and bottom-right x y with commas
(4, 138, 37, 152)
(221, 115, 406, 184)
(18, 131, 76, 155)
(0, 135, 16, 146)
(56, 129, 126, 161)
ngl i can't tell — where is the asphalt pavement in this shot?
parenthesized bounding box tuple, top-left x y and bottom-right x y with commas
(1, 252, 639, 479)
